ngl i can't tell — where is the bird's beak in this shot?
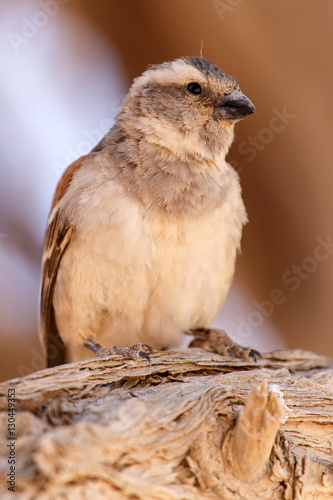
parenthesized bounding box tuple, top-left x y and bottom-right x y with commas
(212, 90, 256, 121)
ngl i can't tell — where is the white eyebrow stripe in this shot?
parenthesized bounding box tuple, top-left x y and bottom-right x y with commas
(130, 60, 205, 91)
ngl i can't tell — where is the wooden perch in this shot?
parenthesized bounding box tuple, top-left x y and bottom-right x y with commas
(0, 347, 332, 499)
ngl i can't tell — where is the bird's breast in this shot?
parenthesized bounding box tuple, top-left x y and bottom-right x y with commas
(56, 170, 246, 350)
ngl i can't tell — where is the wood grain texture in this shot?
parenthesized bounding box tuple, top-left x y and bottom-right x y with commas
(0, 348, 332, 499)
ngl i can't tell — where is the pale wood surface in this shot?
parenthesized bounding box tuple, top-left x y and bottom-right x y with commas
(0, 348, 332, 499)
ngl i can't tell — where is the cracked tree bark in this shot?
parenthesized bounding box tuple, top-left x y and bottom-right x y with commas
(0, 347, 332, 499)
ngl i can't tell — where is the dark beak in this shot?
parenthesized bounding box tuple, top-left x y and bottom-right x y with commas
(212, 90, 256, 121)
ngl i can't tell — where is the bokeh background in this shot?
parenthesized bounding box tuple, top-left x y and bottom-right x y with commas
(1, 0, 333, 381)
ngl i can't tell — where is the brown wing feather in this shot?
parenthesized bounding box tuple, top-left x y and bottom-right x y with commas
(40, 155, 89, 367)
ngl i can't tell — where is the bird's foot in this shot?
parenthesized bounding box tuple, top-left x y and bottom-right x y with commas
(84, 338, 153, 362)
(186, 328, 261, 362)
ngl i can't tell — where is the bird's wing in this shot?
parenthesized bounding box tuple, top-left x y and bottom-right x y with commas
(40, 155, 89, 367)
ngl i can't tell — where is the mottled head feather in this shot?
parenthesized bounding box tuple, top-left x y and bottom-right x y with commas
(181, 56, 237, 86)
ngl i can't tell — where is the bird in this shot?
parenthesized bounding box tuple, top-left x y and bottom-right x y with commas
(40, 56, 256, 367)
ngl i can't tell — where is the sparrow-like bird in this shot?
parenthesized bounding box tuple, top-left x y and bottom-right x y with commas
(40, 56, 255, 367)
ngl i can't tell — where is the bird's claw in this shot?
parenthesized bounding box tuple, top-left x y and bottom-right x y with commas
(84, 338, 153, 362)
(186, 328, 261, 362)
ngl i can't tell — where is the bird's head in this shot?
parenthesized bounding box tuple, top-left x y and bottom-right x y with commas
(118, 56, 255, 162)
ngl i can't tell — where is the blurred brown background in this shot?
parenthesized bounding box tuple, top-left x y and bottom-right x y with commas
(1, 0, 333, 381)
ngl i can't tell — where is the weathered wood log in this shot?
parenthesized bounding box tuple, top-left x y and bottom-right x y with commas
(0, 347, 332, 499)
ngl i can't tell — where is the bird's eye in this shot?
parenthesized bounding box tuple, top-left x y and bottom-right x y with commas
(187, 82, 202, 95)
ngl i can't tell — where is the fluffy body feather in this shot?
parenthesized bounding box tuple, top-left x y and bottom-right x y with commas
(40, 57, 255, 366)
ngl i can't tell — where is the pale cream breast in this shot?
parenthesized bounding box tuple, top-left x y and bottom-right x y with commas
(54, 162, 246, 353)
